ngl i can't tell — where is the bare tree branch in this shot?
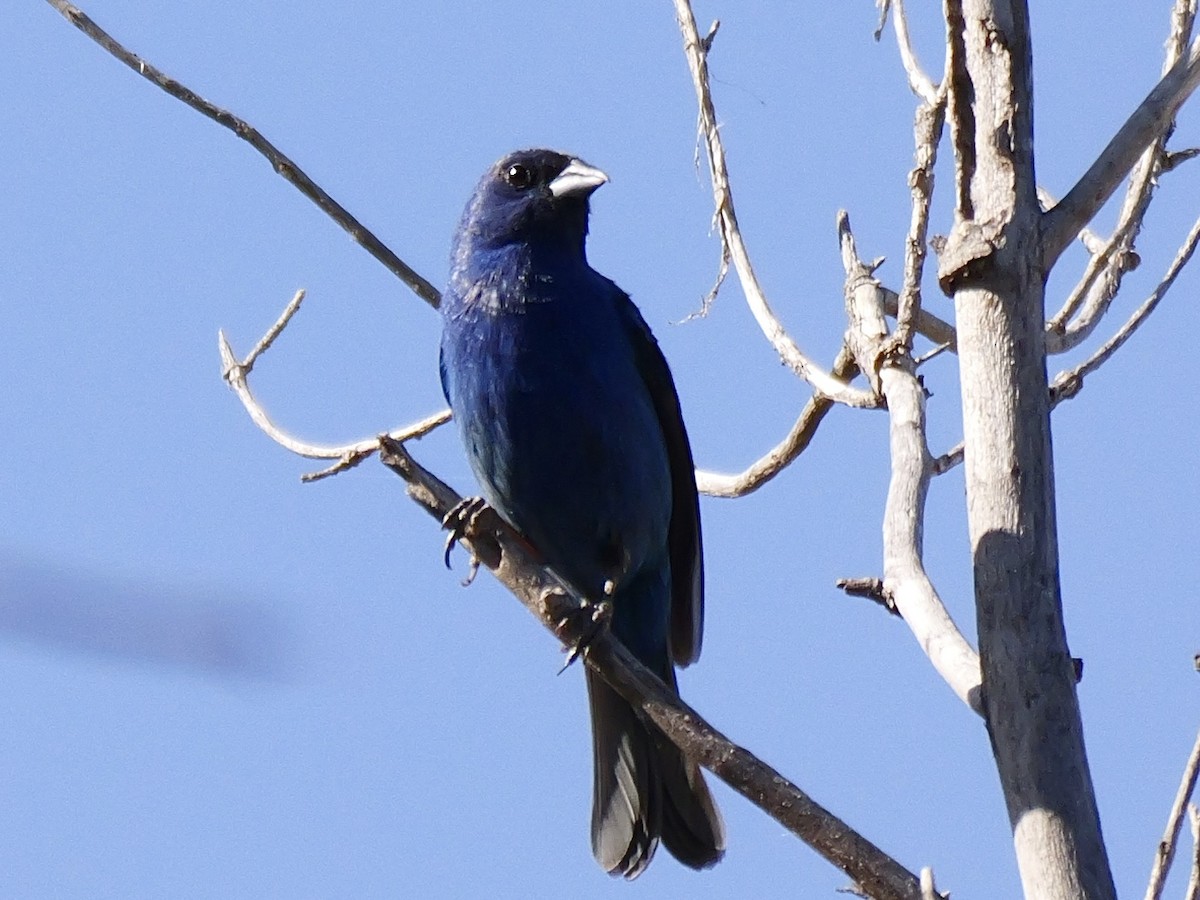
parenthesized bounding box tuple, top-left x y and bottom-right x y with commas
(839, 214, 982, 715)
(931, 442, 963, 476)
(1051, 213, 1200, 406)
(216, 295, 930, 900)
(1042, 21, 1200, 268)
(696, 347, 858, 498)
(1045, 211, 1150, 355)
(1037, 187, 1113, 260)
(45, 0, 442, 308)
(218, 290, 451, 480)
(1144, 726, 1200, 900)
(1187, 804, 1200, 900)
(885, 0, 940, 105)
(1046, 0, 1196, 356)
(890, 91, 947, 354)
(673, 0, 879, 409)
(883, 294, 958, 351)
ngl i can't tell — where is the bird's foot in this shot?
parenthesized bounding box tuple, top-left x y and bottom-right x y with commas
(543, 588, 611, 673)
(441, 496, 497, 586)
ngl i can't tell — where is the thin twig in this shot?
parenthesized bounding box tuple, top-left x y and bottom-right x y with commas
(1046, 211, 1149, 354)
(889, 0, 940, 104)
(1052, 213, 1200, 406)
(1144, 726, 1200, 900)
(673, 0, 878, 409)
(696, 346, 858, 498)
(45, 0, 441, 308)
(1186, 804, 1200, 900)
(839, 212, 982, 714)
(219, 293, 451, 479)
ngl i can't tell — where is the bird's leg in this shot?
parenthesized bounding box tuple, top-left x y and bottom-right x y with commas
(545, 587, 612, 673)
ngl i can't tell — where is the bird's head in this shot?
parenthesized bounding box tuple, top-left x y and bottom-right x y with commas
(454, 149, 609, 257)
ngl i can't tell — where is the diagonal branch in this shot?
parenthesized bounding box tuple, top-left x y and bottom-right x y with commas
(1188, 804, 1200, 900)
(221, 294, 931, 900)
(45, 0, 442, 308)
(673, 0, 878, 409)
(1144, 725, 1200, 900)
(1042, 26, 1200, 268)
(1037, 187, 1113, 260)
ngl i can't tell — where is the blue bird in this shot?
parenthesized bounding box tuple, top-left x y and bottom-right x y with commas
(439, 149, 725, 877)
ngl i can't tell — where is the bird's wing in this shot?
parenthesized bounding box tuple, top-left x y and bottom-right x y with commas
(614, 289, 705, 666)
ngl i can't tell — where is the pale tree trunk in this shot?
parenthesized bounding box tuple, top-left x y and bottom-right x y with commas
(939, 2, 1117, 897)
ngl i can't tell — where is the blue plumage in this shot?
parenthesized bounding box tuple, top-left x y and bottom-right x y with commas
(439, 149, 724, 877)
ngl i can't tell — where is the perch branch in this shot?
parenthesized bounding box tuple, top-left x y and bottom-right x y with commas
(673, 0, 878, 409)
(45, 0, 441, 308)
(838, 213, 982, 714)
(1042, 16, 1200, 268)
(1144, 725, 1200, 900)
(219, 296, 929, 900)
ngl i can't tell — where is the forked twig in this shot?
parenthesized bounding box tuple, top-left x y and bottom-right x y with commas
(219, 290, 451, 481)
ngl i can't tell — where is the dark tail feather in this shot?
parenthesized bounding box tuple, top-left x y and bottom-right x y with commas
(586, 668, 725, 878)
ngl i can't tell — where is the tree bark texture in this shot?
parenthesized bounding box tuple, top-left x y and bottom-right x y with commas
(939, 2, 1117, 898)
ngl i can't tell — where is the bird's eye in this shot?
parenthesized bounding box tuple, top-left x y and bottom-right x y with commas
(504, 164, 535, 190)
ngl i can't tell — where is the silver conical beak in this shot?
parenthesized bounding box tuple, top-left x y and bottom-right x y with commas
(548, 159, 609, 198)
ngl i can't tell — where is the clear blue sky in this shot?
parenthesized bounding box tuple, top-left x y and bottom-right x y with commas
(4, 2, 1198, 897)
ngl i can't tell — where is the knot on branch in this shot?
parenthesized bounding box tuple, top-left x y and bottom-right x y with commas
(935, 221, 1002, 293)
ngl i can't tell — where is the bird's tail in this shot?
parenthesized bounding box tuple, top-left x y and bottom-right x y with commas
(586, 666, 725, 878)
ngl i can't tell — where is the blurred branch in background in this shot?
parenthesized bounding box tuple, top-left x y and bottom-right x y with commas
(0, 553, 290, 680)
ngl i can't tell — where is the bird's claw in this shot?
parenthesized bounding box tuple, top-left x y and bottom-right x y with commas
(543, 588, 611, 673)
(441, 496, 494, 584)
